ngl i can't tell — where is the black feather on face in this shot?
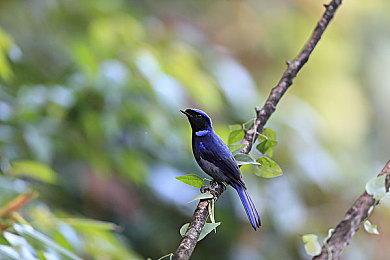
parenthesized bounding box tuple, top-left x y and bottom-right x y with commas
(180, 108, 212, 132)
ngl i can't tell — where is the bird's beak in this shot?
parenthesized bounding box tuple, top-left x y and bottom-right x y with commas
(180, 110, 190, 117)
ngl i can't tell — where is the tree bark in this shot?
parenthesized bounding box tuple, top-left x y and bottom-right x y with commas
(313, 161, 390, 260)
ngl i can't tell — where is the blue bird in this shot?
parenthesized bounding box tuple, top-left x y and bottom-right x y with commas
(181, 108, 261, 230)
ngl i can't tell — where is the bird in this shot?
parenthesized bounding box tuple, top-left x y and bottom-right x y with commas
(181, 108, 261, 230)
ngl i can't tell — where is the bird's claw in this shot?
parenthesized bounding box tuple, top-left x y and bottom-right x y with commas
(200, 181, 226, 197)
(200, 184, 212, 194)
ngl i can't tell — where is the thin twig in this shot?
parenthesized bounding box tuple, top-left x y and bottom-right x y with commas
(0, 190, 37, 218)
(173, 0, 343, 259)
(313, 160, 390, 260)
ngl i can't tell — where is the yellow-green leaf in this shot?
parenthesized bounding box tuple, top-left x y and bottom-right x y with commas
(256, 140, 277, 157)
(60, 218, 121, 232)
(10, 160, 57, 184)
(302, 234, 321, 256)
(229, 124, 242, 131)
(0, 27, 13, 81)
(256, 128, 277, 157)
(228, 144, 246, 155)
(261, 128, 276, 140)
(176, 174, 205, 188)
(254, 157, 283, 178)
(365, 174, 387, 200)
(364, 220, 379, 235)
(228, 130, 244, 145)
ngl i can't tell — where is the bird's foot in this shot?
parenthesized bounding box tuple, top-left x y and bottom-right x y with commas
(200, 184, 212, 194)
(200, 181, 226, 198)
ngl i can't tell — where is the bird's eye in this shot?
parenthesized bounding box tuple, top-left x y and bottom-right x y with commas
(196, 114, 202, 119)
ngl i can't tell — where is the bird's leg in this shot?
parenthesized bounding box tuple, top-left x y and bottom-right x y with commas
(200, 180, 226, 198)
(200, 184, 212, 194)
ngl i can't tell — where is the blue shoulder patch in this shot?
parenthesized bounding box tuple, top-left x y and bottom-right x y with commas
(195, 129, 210, 137)
(199, 142, 206, 150)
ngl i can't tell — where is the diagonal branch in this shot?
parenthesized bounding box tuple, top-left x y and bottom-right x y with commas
(242, 0, 343, 153)
(313, 160, 390, 260)
(173, 0, 343, 259)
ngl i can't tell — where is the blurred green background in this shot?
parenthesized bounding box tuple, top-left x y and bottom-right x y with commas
(0, 0, 390, 259)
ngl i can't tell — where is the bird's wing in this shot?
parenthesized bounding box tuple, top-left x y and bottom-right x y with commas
(198, 141, 246, 188)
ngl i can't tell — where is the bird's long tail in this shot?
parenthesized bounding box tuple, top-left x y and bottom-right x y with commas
(234, 183, 261, 230)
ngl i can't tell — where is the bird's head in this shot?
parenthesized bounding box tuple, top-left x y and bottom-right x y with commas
(181, 108, 213, 134)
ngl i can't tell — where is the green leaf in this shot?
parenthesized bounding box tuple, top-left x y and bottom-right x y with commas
(254, 157, 283, 178)
(256, 140, 278, 157)
(365, 174, 387, 200)
(364, 220, 379, 235)
(179, 223, 189, 237)
(229, 124, 242, 131)
(234, 153, 254, 162)
(198, 222, 221, 240)
(228, 144, 246, 156)
(302, 234, 321, 256)
(187, 193, 213, 203)
(60, 218, 121, 232)
(9, 160, 57, 184)
(176, 174, 205, 188)
(256, 128, 277, 157)
(234, 154, 260, 166)
(228, 130, 244, 145)
(0, 28, 14, 81)
(261, 128, 276, 140)
(179, 222, 221, 241)
(14, 224, 82, 260)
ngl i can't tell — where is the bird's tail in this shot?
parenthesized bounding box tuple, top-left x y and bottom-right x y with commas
(234, 183, 261, 230)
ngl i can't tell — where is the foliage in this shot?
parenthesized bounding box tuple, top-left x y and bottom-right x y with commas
(187, 193, 213, 204)
(365, 174, 387, 200)
(364, 220, 379, 235)
(302, 234, 321, 256)
(0, 0, 389, 259)
(176, 174, 205, 189)
(0, 167, 140, 259)
(230, 126, 283, 178)
(179, 222, 221, 242)
(9, 160, 57, 184)
(256, 128, 278, 157)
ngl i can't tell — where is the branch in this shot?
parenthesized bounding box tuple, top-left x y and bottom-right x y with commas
(242, 0, 343, 153)
(0, 190, 37, 219)
(313, 161, 390, 260)
(173, 0, 343, 259)
(172, 181, 225, 260)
